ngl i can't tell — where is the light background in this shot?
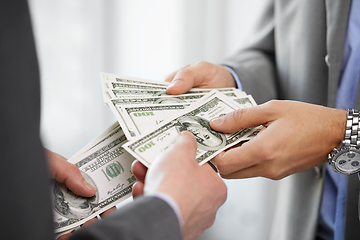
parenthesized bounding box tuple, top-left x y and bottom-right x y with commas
(28, 1, 279, 239)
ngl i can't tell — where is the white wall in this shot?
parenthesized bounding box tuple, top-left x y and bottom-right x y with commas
(29, 1, 277, 239)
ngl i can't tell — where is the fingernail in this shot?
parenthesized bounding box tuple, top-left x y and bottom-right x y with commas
(83, 181, 96, 192)
(167, 79, 183, 89)
(210, 116, 225, 125)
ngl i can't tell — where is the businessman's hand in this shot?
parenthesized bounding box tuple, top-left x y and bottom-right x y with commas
(210, 100, 347, 180)
(46, 150, 115, 240)
(46, 149, 96, 197)
(132, 131, 227, 240)
(164, 61, 236, 95)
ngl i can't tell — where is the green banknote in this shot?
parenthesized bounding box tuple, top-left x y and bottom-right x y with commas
(123, 90, 260, 167)
(53, 124, 136, 234)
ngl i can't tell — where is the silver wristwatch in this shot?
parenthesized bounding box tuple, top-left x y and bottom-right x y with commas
(328, 109, 360, 175)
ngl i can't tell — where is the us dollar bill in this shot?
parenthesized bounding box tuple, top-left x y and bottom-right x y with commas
(100, 73, 169, 101)
(123, 90, 259, 167)
(101, 82, 169, 105)
(232, 95, 256, 108)
(100, 72, 247, 105)
(112, 77, 169, 87)
(100, 72, 169, 89)
(53, 124, 136, 233)
(111, 82, 168, 91)
(119, 94, 257, 138)
(107, 87, 241, 100)
(109, 93, 205, 105)
(55, 227, 76, 240)
(119, 103, 191, 137)
(69, 122, 120, 160)
(108, 94, 209, 139)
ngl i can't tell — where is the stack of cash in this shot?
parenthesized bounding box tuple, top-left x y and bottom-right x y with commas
(54, 73, 260, 237)
(54, 122, 137, 238)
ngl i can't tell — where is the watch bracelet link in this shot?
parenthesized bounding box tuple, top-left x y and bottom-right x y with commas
(327, 109, 360, 175)
(345, 109, 360, 148)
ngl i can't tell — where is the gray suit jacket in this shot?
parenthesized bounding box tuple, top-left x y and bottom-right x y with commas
(0, 1, 181, 239)
(223, 0, 359, 239)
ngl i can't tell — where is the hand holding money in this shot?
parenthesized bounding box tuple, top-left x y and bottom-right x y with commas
(164, 61, 237, 95)
(54, 72, 259, 237)
(46, 149, 96, 198)
(122, 90, 260, 168)
(210, 100, 346, 180)
(46, 148, 118, 240)
(132, 131, 227, 240)
(53, 124, 136, 237)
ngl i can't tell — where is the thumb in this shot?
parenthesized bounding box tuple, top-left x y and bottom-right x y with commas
(152, 131, 198, 169)
(171, 131, 198, 157)
(166, 67, 197, 95)
(210, 106, 270, 133)
(46, 150, 96, 197)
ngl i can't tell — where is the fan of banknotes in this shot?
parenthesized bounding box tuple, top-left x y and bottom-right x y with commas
(54, 72, 260, 238)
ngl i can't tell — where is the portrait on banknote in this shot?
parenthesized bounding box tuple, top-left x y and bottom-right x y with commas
(176, 116, 226, 151)
(53, 171, 98, 220)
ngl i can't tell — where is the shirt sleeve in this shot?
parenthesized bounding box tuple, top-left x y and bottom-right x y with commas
(223, 65, 243, 91)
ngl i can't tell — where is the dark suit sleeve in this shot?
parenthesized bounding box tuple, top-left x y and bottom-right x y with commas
(221, 0, 278, 104)
(70, 196, 182, 240)
(0, 1, 182, 240)
(0, 1, 55, 240)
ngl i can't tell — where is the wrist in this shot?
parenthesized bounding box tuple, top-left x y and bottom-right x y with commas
(334, 109, 348, 149)
(328, 109, 360, 175)
(222, 65, 241, 90)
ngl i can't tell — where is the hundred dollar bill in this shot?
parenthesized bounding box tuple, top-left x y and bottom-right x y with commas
(100, 73, 244, 94)
(100, 72, 169, 88)
(231, 88, 247, 98)
(108, 91, 241, 108)
(107, 87, 241, 100)
(119, 94, 257, 138)
(109, 93, 205, 105)
(55, 227, 76, 240)
(108, 89, 170, 99)
(101, 82, 168, 105)
(119, 103, 191, 137)
(69, 122, 120, 160)
(232, 95, 257, 108)
(53, 125, 136, 233)
(108, 94, 210, 139)
(100, 72, 247, 103)
(108, 83, 243, 97)
(111, 82, 168, 91)
(100, 73, 168, 100)
(55, 122, 122, 238)
(123, 90, 259, 168)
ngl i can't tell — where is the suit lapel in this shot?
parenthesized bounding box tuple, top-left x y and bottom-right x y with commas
(325, 0, 352, 107)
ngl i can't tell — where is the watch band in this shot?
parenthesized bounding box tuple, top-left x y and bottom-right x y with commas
(328, 109, 360, 175)
(345, 109, 360, 147)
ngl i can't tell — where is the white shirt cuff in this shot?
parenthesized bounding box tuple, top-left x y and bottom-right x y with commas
(223, 65, 243, 91)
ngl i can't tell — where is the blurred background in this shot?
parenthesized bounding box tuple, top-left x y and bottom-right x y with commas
(28, 1, 279, 239)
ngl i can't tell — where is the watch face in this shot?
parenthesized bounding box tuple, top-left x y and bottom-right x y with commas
(334, 149, 360, 174)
